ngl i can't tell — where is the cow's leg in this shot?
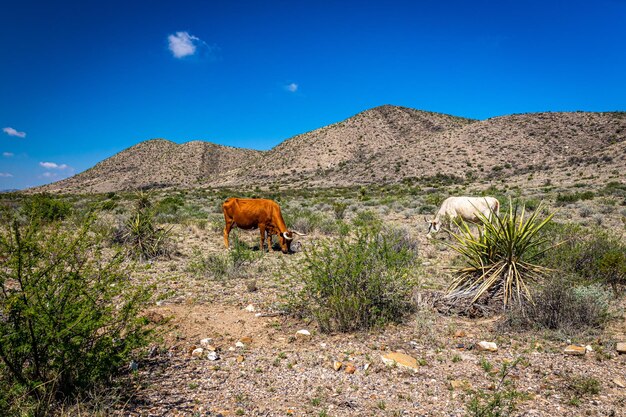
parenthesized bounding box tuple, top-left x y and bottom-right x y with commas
(223, 216, 234, 249)
(259, 224, 267, 252)
(266, 230, 273, 252)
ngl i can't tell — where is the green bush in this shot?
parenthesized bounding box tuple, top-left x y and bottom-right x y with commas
(502, 277, 611, 333)
(555, 191, 594, 205)
(284, 208, 338, 235)
(466, 358, 526, 417)
(332, 202, 348, 220)
(187, 232, 260, 280)
(284, 222, 419, 332)
(447, 201, 554, 308)
(0, 217, 152, 416)
(22, 194, 72, 222)
(537, 224, 626, 294)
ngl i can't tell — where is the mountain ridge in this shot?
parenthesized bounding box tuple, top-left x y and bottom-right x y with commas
(34, 105, 626, 193)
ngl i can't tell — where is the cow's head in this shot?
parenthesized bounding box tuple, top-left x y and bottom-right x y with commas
(278, 230, 306, 254)
(424, 216, 441, 236)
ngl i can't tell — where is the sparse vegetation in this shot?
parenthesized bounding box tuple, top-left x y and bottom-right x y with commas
(284, 219, 419, 332)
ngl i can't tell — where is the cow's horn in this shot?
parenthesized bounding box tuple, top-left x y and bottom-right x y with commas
(282, 232, 294, 240)
(290, 230, 306, 236)
(424, 216, 430, 223)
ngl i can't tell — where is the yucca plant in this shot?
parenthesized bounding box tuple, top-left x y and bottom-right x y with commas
(121, 193, 172, 260)
(446, 199, 555, 308)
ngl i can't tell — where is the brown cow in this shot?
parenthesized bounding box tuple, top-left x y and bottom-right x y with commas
(222, 198, 304, 253)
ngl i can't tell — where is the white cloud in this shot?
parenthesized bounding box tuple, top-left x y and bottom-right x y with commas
(3, 127, 26, 138)
(2, 152, 13, 157)
(0, 172, 13, 178)
(42, 172, 57, 178)
(168, 31, 204, 58)
(286, 83, 298, 93)
(39, 161, 70, 170)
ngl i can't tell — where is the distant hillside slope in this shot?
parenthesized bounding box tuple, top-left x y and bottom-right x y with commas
(37, 139, 262, 193)
(213, 105, 476, 187)
(34, 107, 626, 193)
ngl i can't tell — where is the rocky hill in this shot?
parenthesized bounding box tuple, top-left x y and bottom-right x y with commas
(38, 139, 262, 193)
(35, 106, 626, 193)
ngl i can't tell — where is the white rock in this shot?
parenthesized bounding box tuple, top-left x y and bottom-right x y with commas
(207, 351, 220, 361)
(476, 341, 498, 352)
(235, 341, 245, 348)
(245, 304, 256, 312)
(296, 329, 311, 339)
(200, 338, 212, 347)
(585, 345, 593, 352)
(191, 347, 204, 358)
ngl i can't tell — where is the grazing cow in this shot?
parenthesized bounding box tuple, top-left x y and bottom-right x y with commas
(222, 198, 305, 253)
(426, 196, 500, 236)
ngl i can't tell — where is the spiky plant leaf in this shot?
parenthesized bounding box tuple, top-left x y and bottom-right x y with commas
(446, 199, 556, 308)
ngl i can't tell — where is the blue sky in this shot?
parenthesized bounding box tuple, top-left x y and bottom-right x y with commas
(1, 0, 625, 190)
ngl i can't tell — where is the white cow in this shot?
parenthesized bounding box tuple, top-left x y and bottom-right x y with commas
(426, 196, 500, 236)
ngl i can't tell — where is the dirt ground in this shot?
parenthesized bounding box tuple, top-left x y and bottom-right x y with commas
(107, 205, 626, 417)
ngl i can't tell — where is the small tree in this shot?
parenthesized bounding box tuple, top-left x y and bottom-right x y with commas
(0, 216, 152, 416)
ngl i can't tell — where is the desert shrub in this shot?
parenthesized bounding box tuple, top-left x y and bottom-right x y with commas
(578, 206, 593, 218)
(555, 191, 594, 205)
(284, 208, 337, 235)
(188, 232, 259, 279)
(0, 217, 152, 416)
(537, 224, 626, 294)
(21, 194, 72, 223)
(502, 277, 611, 333)
(447, 201, 554, 308)
(117, 194, 173, 260)
(332, 202, 348, 220)
(229, 231, 261, 268)
(284, 222, 419, 332)
(187, 248, 232, 280)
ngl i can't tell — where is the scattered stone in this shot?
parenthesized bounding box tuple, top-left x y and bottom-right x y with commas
(449, 380, 472, 390)
(128, 360, 138, 371)
(381, 352, 420, 371)
(236, 355, 245, 363)
(477, 341, 498, 352)
(245, 304, 256, 312)
(616, 342, 626, 354)
(235, 341, 245, 348)
(240, 336, 253, 344)
(333, 361, 343, 371)
(192, 347, 204, 358)
(200, 338, 213, 347)
(585, 345, 593, 352)
(564, 345, 586, 356)
(454, 330, 466, 338)
(296, 329, 311, 339)
(613, 378, 626, 388)
(344, 363, 356, 374)
(207, 351, 220, 361)
(363, 363, 370, 372)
